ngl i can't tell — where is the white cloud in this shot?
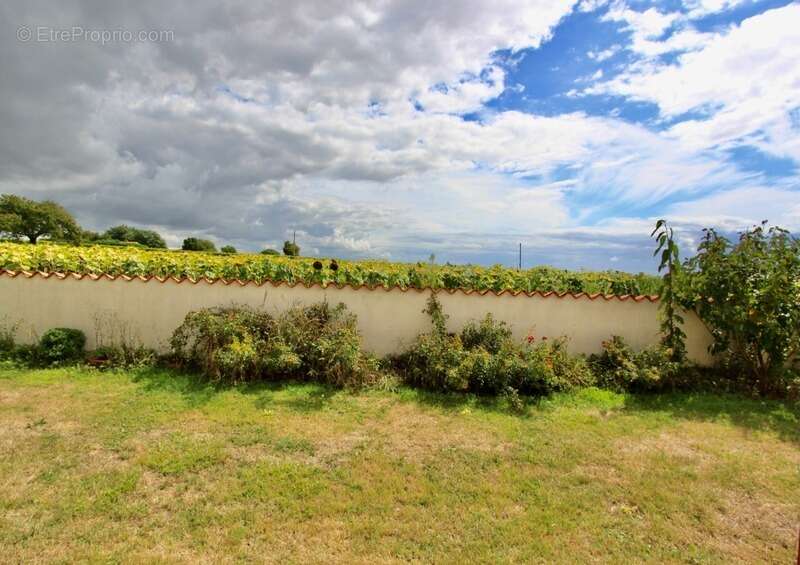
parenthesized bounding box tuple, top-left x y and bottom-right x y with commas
(602, 4, 714, 58)
(587, 45, 621, 62)
(414, 66, 507, 114)
(683, 0, 748, 18)
(666, 185, 800, 230)
(593, 4, 800, 164)
(604, 6, 678, 41)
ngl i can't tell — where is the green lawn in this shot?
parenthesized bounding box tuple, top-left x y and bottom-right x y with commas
(1, 366, 798, 563)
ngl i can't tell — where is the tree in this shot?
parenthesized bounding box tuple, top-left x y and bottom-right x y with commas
(220, 245, 237, 254)
(684, 222, 800, 394)
(182, 237, 216, 252)
(103, 225, 167, 248)
(79, 228, 100, 243)
(260, 248, 280, 256)
(0, 194, 81, 244)
(283, 240, 300, 256)
(651, 219, 686, 361)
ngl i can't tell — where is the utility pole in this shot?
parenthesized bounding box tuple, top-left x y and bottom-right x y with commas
(293, 230, 296, 245)
(518, 242, 522, 270)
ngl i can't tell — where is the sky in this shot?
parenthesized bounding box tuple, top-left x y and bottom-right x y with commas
(1, 0, 799, 272)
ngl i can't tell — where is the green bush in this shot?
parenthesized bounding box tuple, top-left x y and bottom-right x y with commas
(460, 314, 512, 354)
(398, 331, 468, 391)
(518, 337, 595, 395)
(588, 336, 682, 392)
(220, 245, 237, 254)
(395, 295, 594, 396)
(171, 306, 273, 381)
(276, 303, 378, 387)
(260, 249, 280, 256)
(182, 237, 216, 252)
(170, 303, 377, 387)
(681, 223, 800, 396)
(38, 328, 86, 366)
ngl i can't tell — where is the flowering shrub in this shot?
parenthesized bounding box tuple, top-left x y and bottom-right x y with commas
(394, 295, 594, 396)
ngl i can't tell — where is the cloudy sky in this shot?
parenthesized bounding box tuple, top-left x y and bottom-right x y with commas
(2, 0, 798, 271)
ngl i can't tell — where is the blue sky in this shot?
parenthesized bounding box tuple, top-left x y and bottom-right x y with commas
(487, 0, 799, 223)
(3, 0, 800, 272)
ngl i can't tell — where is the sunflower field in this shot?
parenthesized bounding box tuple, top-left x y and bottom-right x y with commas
(0, 241, 661, 295)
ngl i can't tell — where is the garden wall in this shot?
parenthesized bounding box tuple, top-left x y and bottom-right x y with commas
(0, 271, 714, 364)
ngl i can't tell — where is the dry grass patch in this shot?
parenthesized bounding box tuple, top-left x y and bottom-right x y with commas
(368, 403, 511, 462)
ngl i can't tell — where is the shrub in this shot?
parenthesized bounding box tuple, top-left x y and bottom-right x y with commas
(395, 295, 467, 391)
(460, 314, 511, 354)
(171, 306, 274, 380)
(38, 328, 86, 366)
(220, 245, 237, 254)
(395, 295, 594, 396)
(399, 331, 468, 391)
(519, 337, 595, 395)
(271, 302, 379, 387)
(260, 248, 280, 255)
(681, 223, 800, 396)
(182, 237, 216, 252)
(170, 303, 377, 387)
(588, 336, 681, 392)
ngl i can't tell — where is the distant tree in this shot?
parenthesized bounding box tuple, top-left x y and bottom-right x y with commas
(260, 248, 280, 256)
(103, 225, 167, 248)
(79, 229, 100, 243)
(0, 194, 81, 244)
(220, 245, 237, 254)
(283, 240, 300, 257)
(182, 237, 216, 252)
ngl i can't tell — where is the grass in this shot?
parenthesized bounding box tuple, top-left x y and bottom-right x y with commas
(0, 365, 798, 563)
